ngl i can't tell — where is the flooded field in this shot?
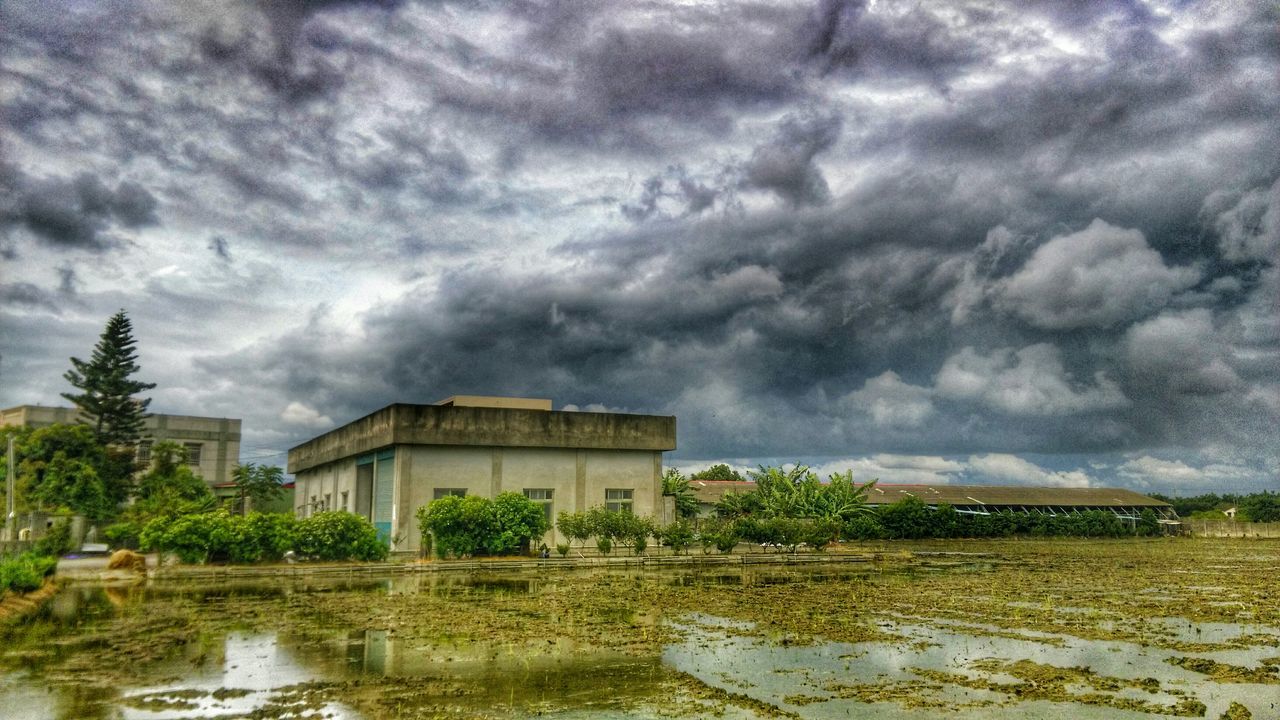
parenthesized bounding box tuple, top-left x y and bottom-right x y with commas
(2, 539, 1278, 719)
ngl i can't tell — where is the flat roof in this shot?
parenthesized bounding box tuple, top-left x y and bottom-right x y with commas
(433, 395, 552, 410)
(288, 402, 676, 474)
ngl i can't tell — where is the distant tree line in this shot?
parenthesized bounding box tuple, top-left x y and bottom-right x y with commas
(1149, 492, 1280, 523)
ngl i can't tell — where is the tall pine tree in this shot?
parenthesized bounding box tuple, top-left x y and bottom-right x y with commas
(62, 310, 156, 447)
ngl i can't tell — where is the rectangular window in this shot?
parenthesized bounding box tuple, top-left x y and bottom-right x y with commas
(184, 442, 203, 466)
(341, 490, 349, 512)
(324, 493, 331, 511)
(524, 489, 554, 526)
(136, 440, 152, 464)
(433, 488, 467, 500)
(605, 489, 633, 514)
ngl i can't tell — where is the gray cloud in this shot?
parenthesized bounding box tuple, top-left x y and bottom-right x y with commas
(2, 0, 1278, 491)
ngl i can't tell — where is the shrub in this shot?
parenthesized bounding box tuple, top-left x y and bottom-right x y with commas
(596, 537, 612, 555)
(33, 521, 74, 558)
(556, 542, 570, 557)
(488, 492, 550, 555)
(843, 514, 884, 540)
(633, 535, 648, 555)
(658, 520, 694, 554)
(294, 511, 387, 562)
(556, 511, 592, 549)
(0, 553, 57, 594)
(103, 521, 142, 550)
(153, 510, 235, 564)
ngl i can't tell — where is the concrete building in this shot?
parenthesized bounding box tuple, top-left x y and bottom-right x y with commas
(1, 404, 242, 487)
(287, 396, 677, 553)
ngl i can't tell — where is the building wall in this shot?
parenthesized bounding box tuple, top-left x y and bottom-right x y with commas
(297, 444, 664, 553)
(1, 405, 241, 486)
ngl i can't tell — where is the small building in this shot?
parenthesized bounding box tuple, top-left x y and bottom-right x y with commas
(1, 404, 242, 487)
(286, 396, 677, 553)
(690, 480, 1179, 525)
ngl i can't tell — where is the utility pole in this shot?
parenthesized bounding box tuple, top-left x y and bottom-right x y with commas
(5, 435, 14, 542)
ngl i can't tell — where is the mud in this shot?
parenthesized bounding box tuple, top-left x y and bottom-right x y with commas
(2, 538, 1278, 719)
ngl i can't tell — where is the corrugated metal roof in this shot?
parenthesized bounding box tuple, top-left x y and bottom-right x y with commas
(689, 481, 1169, 508)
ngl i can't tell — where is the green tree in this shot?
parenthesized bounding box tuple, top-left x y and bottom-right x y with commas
(489, 491, 550, 555)
(231, 462, 285, 515)
(662, 468, 699, 519)
(556, 510, 592, 549)
(1240, 492, 1280, 523)
(16, 424, 114, 522)
(135, 441, 213, 506)
(690, 463, 745, 482)
(62, 310, 156, 447)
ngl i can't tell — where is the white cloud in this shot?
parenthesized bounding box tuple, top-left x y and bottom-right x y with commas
(936, 344, 1129, 415)
(842, 370, 935, 427)
(967, 453, 1093, 488)
(1117, 456, 1257, 487)
(280, 401, 333, 429)
(997, 219, 1199, 329)
(1124, 309, 1240, 395)
(812, 454, 966, 485)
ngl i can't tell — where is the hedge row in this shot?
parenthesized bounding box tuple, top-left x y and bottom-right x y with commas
(137, 510, 388, 564)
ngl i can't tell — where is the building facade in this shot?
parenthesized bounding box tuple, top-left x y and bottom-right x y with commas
(1, 404, 242, 487)
(287, 397, 677, 553)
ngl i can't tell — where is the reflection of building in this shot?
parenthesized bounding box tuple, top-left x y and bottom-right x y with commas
(287, 396, 677, 552)
(1, 404, 242, 487)
(690, 480, 1179, 525)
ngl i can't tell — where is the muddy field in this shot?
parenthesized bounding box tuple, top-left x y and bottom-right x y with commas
(2, 539, 1278, 719)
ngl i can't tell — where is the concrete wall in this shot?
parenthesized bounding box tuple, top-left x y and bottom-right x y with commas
(1, 405, 242, 486)
(289, 404, 675, 474)
(295, 459, 357, 516)
(1187, 520, 1280, 538)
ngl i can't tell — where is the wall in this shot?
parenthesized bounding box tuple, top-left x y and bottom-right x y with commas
(1186, 520, 1280, 538)
(386, 445, 663, 554)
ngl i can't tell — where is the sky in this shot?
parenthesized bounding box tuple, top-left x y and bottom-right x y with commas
(1, 0, 1277, 496)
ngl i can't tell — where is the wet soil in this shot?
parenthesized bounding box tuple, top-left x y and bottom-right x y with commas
(2, 538, 1278, 719)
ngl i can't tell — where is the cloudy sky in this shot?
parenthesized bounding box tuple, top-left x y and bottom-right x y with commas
(2, 0, 1277, 495)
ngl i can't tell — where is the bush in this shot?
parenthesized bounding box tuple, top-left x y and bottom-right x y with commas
(0, 553, 57, 594)
(103, 521, 142, 550)
(33, 521, 74, 557)
(294, 511, 387, 562)
(151, 510, 235, 564)
(556, 542, 570, 557)
(596, 536, 612, 555)
(488, 492, 550, 555)
(419, 494, 549, 558)
(658, 520, 694, 554)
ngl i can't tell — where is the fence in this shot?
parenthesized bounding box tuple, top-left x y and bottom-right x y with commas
(1186, 520, 1280, 538)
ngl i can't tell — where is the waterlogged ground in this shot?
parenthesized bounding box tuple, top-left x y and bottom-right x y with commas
(2, 539, 1279, 719)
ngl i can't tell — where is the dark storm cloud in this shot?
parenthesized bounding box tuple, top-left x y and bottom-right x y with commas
(742, 112, 842, 206)
(4, 0, 1278, 488)
(0, 164, 160, 251)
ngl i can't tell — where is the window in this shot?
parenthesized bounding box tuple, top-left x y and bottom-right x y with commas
(524, 489, 554, 526)
(136, 440, 152, 464)
(184, 442, 203, 466)
(324, 493, 331, 511)
(433, 488, 467, 500)
(605, 489, 633, 514)
(341, 491, 349, 512)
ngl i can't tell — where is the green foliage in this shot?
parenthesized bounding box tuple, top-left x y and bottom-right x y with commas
(657, 520, 695, 554)
(33, 520, 74, 557)
(231, 463, 285, 515)
(878, 496, 935, 539)
(294, 511, 387, 562)
(1240, 492, 1280, 523)
(556, 542, 570, 557)
(61, 310, 156, 447)
(595, 536, 612, 555)
(713, 466, 873, 524)
(556, 510, 592, 548)
(489, 492, 550, 555)
(16, 424, 116, 522)
(145, 510, 235, 564)
(135, 441, 212, 506)
(690, 464, 745, 482)
(661, 468, 699, 519)
(103, 521, 142, 549)
(0, 553, 58, 594)
(419, 493, 548, 558)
